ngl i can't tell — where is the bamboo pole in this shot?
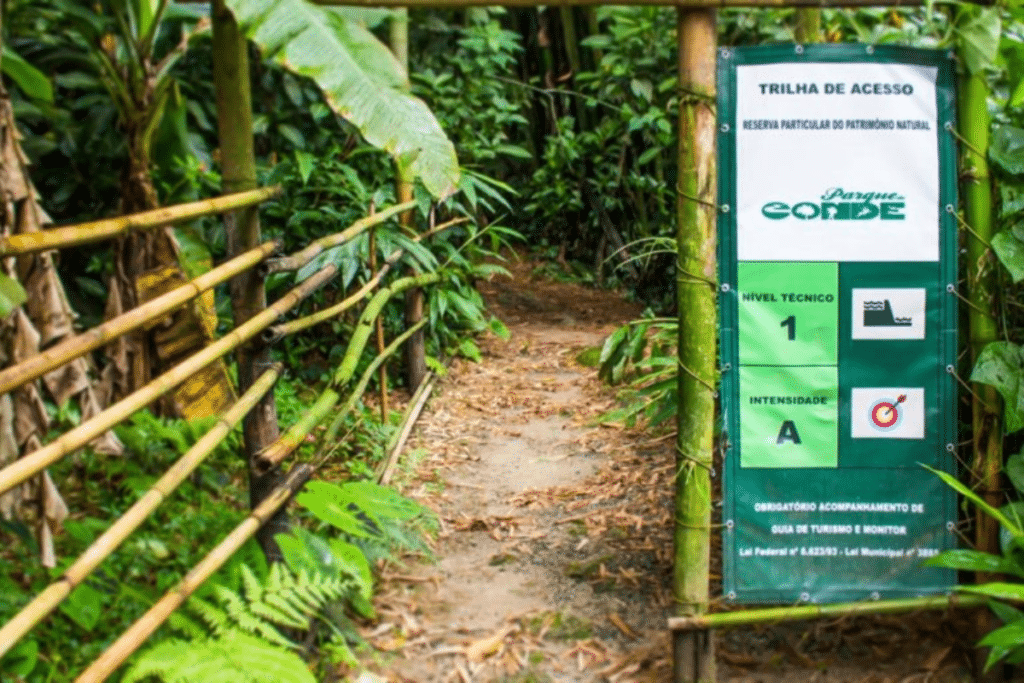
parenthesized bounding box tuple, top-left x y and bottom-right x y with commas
(667, 593, 988, 631)
(0, 366, 281, 659)
(378, 371, 436, 485)
(0, 187, 279, 257)
(673, 8, 717, 683)
(213, 0, 286, 562)
(269, 218, 466, 339)
(959, 58, 1003, 680)
(258, 273, 441, 468)
(0, 242, 277, 397)
(371, 224, 391, 421)
(0, 266, 336, 497)
(266, 200, 416, 274)
(74, 463, 314, 683)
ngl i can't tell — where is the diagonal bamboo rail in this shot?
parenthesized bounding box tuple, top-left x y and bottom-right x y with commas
(268, 218, 466, 340)
(0, 187, 281, 257)
(0, 365, 282, 659)
(253, 318, 427, 472)
(667, 593, 989, 631)
(0, 241, 278, 397)
(258, 273, 441, 468)
(0, 265, 336, 497)
(73, 463, 314, 683)
(266, 200, 417, 273)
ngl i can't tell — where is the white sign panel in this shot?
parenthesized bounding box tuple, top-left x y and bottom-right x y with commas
(851, 288, 927, 340)
(735, 62, 940, 262)
(850, 387, 925, 439)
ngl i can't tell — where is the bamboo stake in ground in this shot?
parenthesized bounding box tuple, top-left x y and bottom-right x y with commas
(0, 242, 277, 397)
(668, 593, 988, 631)
(74, 463, 314, 683)
(0, 366, 281, 659)
(266, 200, 416, 274)
(0, 187, 279, 257)
(673, 8, 717, 683)
(370, 220, 390, 421)
(0, 266, 336, 497)
(378, 371, 436, 485)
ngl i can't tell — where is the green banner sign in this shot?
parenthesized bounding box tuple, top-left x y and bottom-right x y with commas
(718, 45, 959, 604)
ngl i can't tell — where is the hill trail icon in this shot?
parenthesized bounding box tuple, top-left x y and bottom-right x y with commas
(863, 300, 913, 327)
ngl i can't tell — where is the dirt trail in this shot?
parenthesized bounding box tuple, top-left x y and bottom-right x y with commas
(353, 261, 987, 683)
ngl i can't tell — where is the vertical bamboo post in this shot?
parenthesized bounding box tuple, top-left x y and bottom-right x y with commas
(959, 64, 1002, 680)
(794, 9, 822, 43)
(390, 8, 427, 391)
(212, 0, 285, 561)
(673, 8, 717, 683)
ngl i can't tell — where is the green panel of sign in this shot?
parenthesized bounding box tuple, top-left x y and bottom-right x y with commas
(718, 44, 959, 604)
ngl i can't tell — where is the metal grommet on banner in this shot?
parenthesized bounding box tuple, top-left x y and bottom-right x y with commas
(795, 44, 804, 55)
(720, 203, 731, 214)
(948, 50, 956, 60)
(865, 45, 874, 55)
(946, 521, 956, 531)
(946, 443, 956, 453)
(721, 283, 731, 293)
(720, 48, 732, 59)
(799, 592, 811, 602)
(725, 519, 735, 530)
(727, 591, 737, 601)
(946, 284, 955, 293)
(946, 365, 955, 374)
(722, 363, 732, 372)
(945, 204, 955, 214)
(720, 123, 730, 133)
(944, 121, 954, 132)
(871, 591, 881, 601)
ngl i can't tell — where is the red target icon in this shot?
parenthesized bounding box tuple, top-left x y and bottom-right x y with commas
(870, 394, 907, 431)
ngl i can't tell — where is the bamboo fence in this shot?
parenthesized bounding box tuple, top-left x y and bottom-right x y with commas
(0, 366, 282, 659)
(259, 272, 441, 467)
(0, 187, 280, 257)
(73, 463, 315, 683)
(0, 241, 278, 396)
(0, 265, 336, 497)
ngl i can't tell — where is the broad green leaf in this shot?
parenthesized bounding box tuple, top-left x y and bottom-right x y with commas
(971, 341, 1024, 433)
(924, 464, 1023, 537)
(991, 125, 1024, 176)
(993, 230, 1024, 282)
(0, 638, 37, 677)
(575, 346, 602, 367)
(1011, 78, 1024, 108)
(991, 599, 1024, 625)
(226, 0, 459, 199)
(956, 7, 1001, 75)
(59, 582, 104, 632)
(295, 150, 316, 185)
(1, 47, 53, 103)
(1009, 452, 1024, 495)
(925, 549, 1007, 573)
(962, 582, 1024, 603)
(0, 273, 27, 317)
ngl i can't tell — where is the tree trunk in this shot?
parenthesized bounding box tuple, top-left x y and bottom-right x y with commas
(213, 0, 285, 562)
(673, 8, 717, 683)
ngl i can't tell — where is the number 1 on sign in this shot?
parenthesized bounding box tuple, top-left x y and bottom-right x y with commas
(780, 315, 795, 341)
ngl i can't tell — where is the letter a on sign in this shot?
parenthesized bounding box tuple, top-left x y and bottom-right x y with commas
(777, 420, 802, 444)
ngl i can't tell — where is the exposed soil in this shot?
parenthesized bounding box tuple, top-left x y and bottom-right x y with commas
(349, 258, 1000, 683)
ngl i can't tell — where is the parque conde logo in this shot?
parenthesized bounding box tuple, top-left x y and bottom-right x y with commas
(761, 187, 906, 221)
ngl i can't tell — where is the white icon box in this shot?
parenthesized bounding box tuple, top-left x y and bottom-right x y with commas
(852, 288, 926, 340)
(851, 387, 925, 439)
